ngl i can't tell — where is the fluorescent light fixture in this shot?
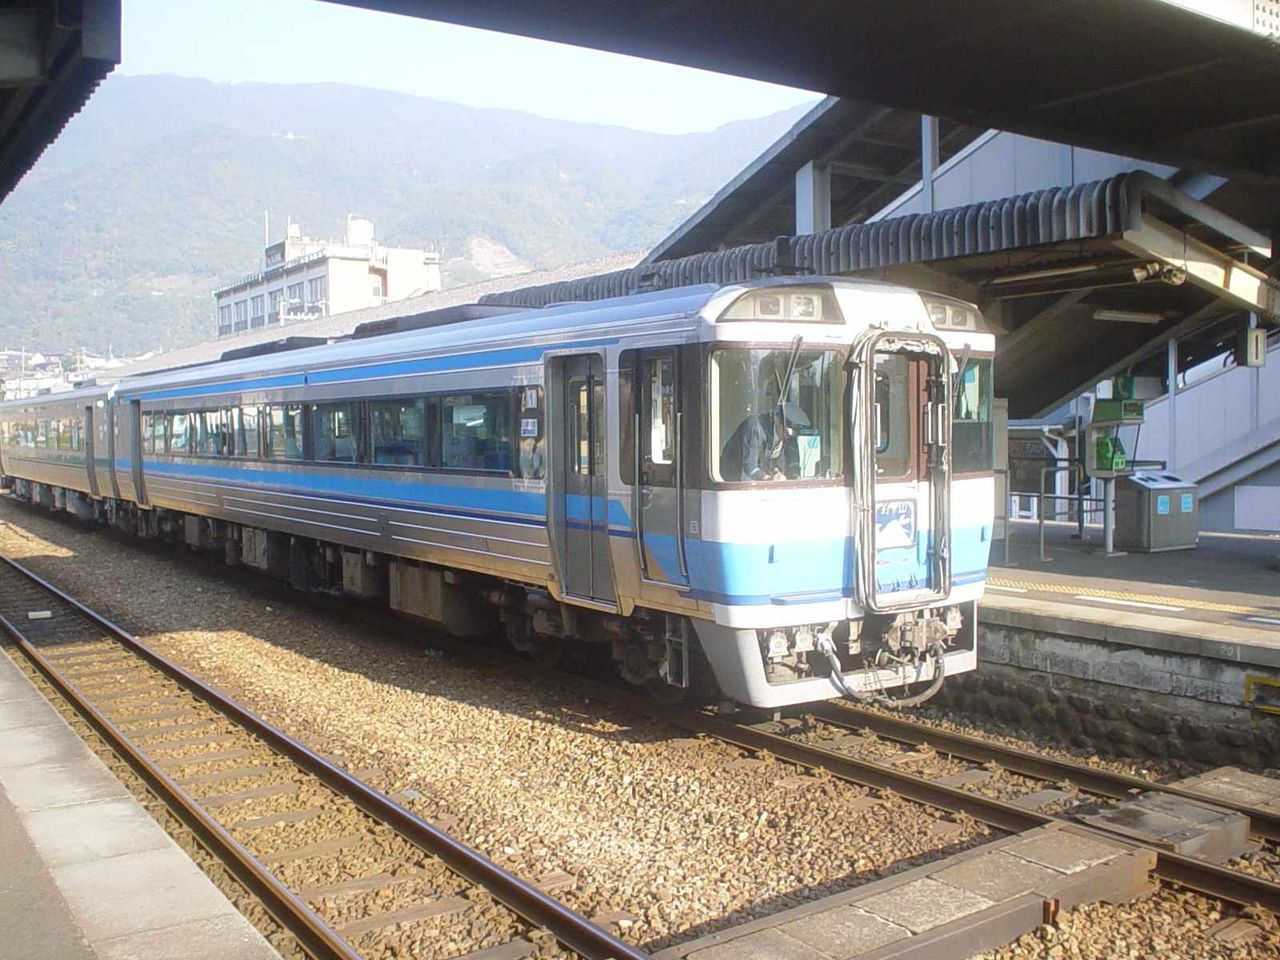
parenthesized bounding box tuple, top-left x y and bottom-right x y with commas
(1093, 308, 1164, 324)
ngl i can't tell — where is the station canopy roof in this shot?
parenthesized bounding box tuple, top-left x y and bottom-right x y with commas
(0, 0, 120, 204)
(335, 0, 1280, 185)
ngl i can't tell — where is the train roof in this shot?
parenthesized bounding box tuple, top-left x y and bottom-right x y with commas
(0, 277, 933, 409)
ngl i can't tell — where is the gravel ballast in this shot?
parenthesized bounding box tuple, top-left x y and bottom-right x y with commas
(0, 502, 987, 953)
(4, 499, 1278, 958)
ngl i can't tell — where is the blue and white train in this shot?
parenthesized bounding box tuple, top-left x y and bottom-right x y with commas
(0, 278, 995, 708)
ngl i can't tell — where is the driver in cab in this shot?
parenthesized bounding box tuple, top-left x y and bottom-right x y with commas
(720, 402, 801, 481)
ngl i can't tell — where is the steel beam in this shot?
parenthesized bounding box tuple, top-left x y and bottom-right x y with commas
(0, 10, 41, 85)
(1118, 212, 1280, 321)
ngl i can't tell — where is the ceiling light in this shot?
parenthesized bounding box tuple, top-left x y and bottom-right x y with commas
(1093, 309, 1164, 324)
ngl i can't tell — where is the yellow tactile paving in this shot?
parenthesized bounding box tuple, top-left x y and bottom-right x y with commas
(986, 576, 1266, 616)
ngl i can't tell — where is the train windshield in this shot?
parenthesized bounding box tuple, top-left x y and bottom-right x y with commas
(710, 347, 844, 483)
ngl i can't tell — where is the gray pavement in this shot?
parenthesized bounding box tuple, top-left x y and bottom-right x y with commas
(0, 648, 280, 960)
(991, 521, 1280, 636)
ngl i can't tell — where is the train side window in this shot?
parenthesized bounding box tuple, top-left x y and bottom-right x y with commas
(35, 419, 48, 449)
(642, 354, 676, 486)
(952, 356, 993, 474)
(265, 404, 304, 460)
(438, 391, 513, 473)
(142, 415, 154, 454)
(196, 410, 230, 457)
(517, 386, 544, 480)
(169, 412, 191, 454)
(311, 402, 358, 463)
(235, 406, 260, 458)
(370, 398, 426, 466)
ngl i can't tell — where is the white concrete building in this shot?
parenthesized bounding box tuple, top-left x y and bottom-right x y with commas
(214, 216, 441, 338)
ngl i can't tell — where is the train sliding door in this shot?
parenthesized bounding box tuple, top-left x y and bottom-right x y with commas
(549, 354, 616, 605)
(630, 349, 690, 587)
(83, 403, 100, 498)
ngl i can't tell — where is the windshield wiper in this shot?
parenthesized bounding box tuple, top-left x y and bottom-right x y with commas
(774, 335, 804, 418)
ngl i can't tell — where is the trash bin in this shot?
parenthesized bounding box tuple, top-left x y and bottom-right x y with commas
(1115, 471, 1199, 552)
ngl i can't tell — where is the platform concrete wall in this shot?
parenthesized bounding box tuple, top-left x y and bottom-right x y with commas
(963, 607, 1280, 767)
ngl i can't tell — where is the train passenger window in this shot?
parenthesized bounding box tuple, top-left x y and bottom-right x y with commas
(265, 404, 304, 460)
(438, 392, 513, 472)
(952, 356, 993, 474)
(234, 406, 260, 458)
(196, 410, 231, 457)
(370, 398, 425, 466)
(35, 420, 48, 449)
(311, 402, 357, 463)
(69, 419, 81, 452)
(517, 386, 545, 481)
(153, 414, 169, 454)
(142, 415, 155, 454)
(169, 412, 191, 454)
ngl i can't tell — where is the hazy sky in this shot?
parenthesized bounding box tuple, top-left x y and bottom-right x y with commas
(119, 0, 823, 134)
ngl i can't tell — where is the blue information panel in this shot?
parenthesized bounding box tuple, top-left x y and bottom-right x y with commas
(1181, 493, 1194, 513)
(1156, 494, 1171, 516)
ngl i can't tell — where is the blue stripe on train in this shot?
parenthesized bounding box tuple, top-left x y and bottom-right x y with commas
(120, 461, 991, 605)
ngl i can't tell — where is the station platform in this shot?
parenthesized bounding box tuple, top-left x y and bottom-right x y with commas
(973, 521, 1280, 738)
(0, 648, 280, 960)
(992, 520, 1280, 635)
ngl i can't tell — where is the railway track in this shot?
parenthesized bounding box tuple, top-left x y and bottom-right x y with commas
(0, 553, 647, 960)
(690, 707, 1280, 914)
(807, 700, 1280, 843)
(4, 526, 1277, 956)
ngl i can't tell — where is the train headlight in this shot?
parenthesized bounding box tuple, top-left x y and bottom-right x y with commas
(919, 293, 982, 331)
(719, 286, 842, 324)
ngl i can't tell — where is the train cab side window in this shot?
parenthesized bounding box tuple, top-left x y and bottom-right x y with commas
(311, 402, 358, 463)
(265, 404, 304, 460)
(437, 391, 513, 473)
(234, 406, 260, 458)
(370, 398, 426, 467)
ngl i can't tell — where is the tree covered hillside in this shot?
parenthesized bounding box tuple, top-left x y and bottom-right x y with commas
(0, 75, 810, 355)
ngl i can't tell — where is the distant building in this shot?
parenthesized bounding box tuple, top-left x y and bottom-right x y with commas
(213, 216, 441, 338)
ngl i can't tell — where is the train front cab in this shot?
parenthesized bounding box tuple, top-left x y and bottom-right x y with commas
(598, 280, 990, 709)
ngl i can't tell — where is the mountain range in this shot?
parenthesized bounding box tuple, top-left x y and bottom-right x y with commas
(0, 75, 811, 355)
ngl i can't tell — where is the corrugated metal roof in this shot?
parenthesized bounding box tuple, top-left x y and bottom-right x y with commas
(481, 172, 1273, 310)
(481, 176, 1126, 307)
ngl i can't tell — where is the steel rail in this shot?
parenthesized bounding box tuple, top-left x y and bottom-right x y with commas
(0, 554, 648, 960)
(3, 617, 365, 960)
(531, 671, 1280, 915)
(676, 706, 1280, 915)
(813, 702, 1280, 844)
